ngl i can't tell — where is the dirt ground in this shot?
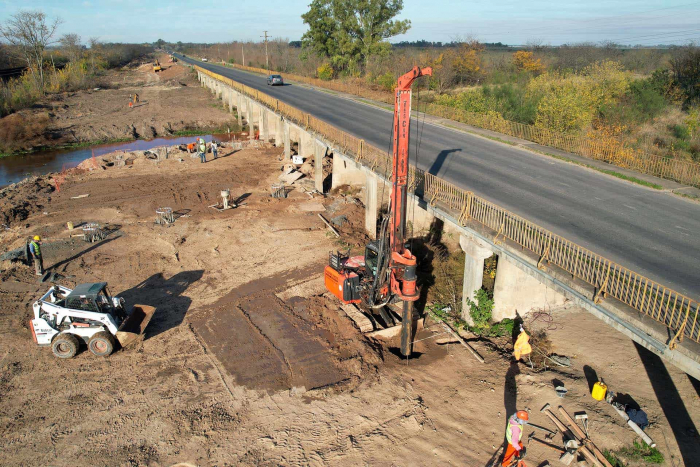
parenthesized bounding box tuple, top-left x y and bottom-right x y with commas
(0, 55, 236, 153)
(0, 144, 698, 467)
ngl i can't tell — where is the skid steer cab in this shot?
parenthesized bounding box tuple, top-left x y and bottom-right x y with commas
(30, 282, 155, 359)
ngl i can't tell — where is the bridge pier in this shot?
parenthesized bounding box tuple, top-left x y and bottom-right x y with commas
(492, 255, 567, 321)
(331, 154, 365, 190)
(260, 107, 269, 142)
(459, 235, 494, 325)
(300, 131, 314, 159)
(236, 94, 243, 127)
(283, 121, 291, 160)
(365, 171, 378, 239)
(314, 140, 326, 193)
(247, 98, 255, 140)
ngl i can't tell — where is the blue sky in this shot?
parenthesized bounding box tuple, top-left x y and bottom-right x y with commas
(1, 0, 698, 45)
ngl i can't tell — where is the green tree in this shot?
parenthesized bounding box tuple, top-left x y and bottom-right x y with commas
(155, 38, 166, 48)
(301, 0, 410, 74)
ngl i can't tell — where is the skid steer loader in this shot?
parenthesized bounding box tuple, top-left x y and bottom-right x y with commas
(30, 282, 155, 359)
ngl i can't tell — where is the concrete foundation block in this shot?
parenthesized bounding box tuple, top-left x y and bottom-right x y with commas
(492, 255, 567, 321)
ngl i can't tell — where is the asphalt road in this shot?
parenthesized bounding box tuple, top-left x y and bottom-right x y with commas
(178, 55, 700, 299)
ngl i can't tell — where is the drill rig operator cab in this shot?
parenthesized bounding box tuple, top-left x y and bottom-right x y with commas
(324, 239, 390, 307)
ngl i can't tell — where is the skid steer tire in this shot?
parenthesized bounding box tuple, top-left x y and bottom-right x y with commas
(52, 334, 80, 359)
(88, 331, 115, 357)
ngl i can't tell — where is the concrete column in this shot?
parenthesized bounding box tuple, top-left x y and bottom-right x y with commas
(260, 108, 269, 142)
(331, 153, 365, 190)
(314, 140, 326, 193)
(248, 99, 255, 141)
(273, 116, 282, 147)
(492, 255, 567, 321)
(236, 93, 243, 127)
(283, 122, 291, 160)
(459, 235, 494, 325)
(365, 171, 378, 238)
(227, 88, 233, 112)
(300, 131, 314, 159)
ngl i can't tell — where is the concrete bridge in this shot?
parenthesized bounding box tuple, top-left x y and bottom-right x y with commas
(188, 59, 700, 379)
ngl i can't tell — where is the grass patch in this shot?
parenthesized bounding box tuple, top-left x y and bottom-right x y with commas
(172, 122, 241, 136)
(604, 441, 665, 466)
(619, 441, 664, 464)
(596, 169, 664, 189)
(603, 450, 626, 467)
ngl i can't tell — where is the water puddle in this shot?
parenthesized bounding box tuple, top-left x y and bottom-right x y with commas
(0, 133, 240, 188)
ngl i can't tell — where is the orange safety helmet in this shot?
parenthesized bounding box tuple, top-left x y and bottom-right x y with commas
(516, 410, 529, 423)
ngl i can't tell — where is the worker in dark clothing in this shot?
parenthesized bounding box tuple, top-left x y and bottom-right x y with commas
(29, 235, 44, 276)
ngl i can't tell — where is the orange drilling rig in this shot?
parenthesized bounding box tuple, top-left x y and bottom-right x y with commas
(324, 65, 432, 357)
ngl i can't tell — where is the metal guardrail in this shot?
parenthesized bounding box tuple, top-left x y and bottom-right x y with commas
(195, 65, 700, 347)
(214, 60, 700, 189)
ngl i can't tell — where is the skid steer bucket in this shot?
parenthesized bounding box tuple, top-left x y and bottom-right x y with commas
(116, 305, 156, 348)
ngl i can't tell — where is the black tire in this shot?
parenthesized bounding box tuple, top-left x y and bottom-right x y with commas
(52, 333, 80, 359)
(88, 331, 115, 357)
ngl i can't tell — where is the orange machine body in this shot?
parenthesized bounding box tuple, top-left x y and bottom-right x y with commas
(324, 265, 361, 305)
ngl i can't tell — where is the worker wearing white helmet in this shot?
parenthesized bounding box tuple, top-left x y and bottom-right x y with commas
(29, 235, 43, 276)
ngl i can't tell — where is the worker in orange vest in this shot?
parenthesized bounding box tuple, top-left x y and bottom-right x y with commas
(502, 410, 528, 466)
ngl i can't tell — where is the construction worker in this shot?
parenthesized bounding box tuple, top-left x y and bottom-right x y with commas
(211, 140, 218, 159)
(502, 410, 528, 466)
(197, 137, 207, 163)
(29, 235, 44, 276)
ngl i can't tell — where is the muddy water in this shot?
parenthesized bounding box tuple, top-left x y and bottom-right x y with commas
(0, 134, 238, 188)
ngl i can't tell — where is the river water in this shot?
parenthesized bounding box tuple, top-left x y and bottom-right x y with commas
(0, 134, 233, 188)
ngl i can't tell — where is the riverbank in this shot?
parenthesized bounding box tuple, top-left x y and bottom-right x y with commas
(0, 55, 238, 156)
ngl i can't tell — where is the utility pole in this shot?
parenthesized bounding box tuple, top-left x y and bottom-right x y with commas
(261, 30, 270, 72)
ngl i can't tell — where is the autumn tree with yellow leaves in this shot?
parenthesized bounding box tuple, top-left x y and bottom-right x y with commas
(512, 51, 544, 74)
(452, 41, 484, 85)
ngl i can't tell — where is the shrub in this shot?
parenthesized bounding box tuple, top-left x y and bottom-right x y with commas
(316, 63, 334, 81)
(227, 58, 235, 64)
(513, 51, 544, 74)
(671, 123, 690, 140)
(375, 71, 396, 92)
(529, 60, 630, 133)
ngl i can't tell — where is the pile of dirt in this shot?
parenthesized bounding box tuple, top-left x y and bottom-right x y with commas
(0, 176, 54, 227)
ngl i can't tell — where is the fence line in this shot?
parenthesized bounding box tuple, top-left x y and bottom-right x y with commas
(215, 60, 700, 188)
(196, 65, 700, 346)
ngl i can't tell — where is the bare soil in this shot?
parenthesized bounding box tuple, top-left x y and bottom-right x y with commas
(0, 143, 697, 466)
(0, 55, 236, 153)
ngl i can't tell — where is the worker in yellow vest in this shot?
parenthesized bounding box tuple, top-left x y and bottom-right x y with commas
(198, 138, 207, 163)
(502, 410, 528, 466)
(29, 235, 44, 276)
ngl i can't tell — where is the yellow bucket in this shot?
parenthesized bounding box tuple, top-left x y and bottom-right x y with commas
(591, 381, 607, 401)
